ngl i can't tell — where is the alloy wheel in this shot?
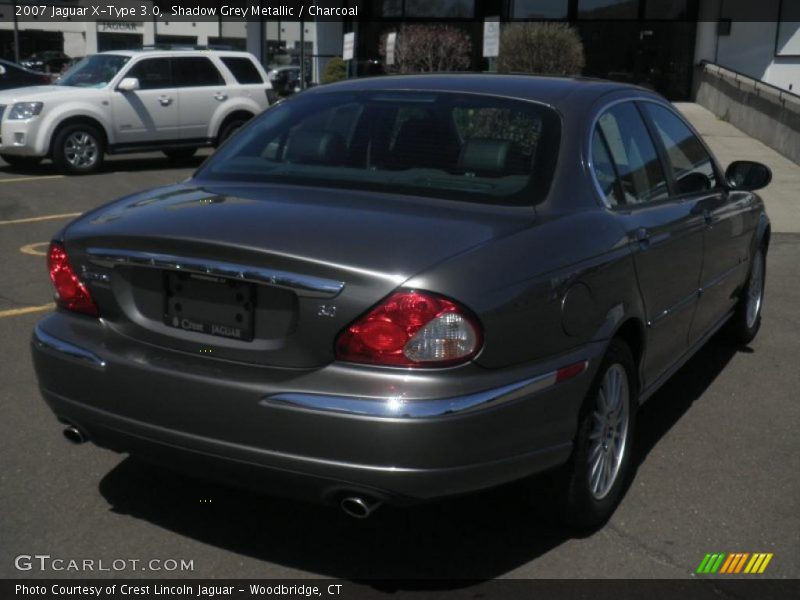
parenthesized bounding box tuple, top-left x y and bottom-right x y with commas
(64, 131, 99, 169)
(587, 363, 630, 500)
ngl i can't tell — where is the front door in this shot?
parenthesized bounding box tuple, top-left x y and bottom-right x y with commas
(111, 57, 178, 145)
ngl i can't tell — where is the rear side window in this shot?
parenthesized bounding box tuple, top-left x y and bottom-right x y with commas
(221, 57, 263, 84)
(173, 57, 224, 87)
(196, 91, 561, 206)
(596, 103, 669, 205)
(127, 58, 172, 90)
(591, 129, 622, 207)
(642, 103, 717, 194)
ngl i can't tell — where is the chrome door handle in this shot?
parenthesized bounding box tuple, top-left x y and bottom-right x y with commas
(214, 93, 228, 101)
(158, 95, 172, 106)
(632, 227, 650, 248)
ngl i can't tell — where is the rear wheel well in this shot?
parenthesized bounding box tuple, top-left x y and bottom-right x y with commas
(50, 117, 108, 156)
(613, 319, 645, 396)
(217, 110, 254, 136)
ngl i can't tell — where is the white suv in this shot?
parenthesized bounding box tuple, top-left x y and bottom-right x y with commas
(0, 49, 271, 174)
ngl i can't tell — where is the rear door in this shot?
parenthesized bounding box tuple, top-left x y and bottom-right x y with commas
(639, 102, 752, 344)
(592, 101, 704, 385)
(172, 56, 228, 141)
(111, 57, 178, 144)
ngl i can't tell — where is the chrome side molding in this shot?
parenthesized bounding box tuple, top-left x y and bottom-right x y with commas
(32, 326, 106, 369)
(262, 369, 566, 419)
(85, 248, 345, 299)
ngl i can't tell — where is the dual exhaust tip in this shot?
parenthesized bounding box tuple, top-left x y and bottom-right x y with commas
(340, 496, 382, 519)
(61, 425, 382, 518)
(63, 425, 88, 445)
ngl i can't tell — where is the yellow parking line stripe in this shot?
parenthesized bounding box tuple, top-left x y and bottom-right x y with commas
(20, 242, 50, 256)
(0, 175, 63, 184)
(758, 553, 773, 573)
(0, 303, 54, 319)
(0, 212, 81, 226)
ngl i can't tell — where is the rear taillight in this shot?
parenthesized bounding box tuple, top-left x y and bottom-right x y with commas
(335, 291, 482, 367)
(47, 242, 98, 317)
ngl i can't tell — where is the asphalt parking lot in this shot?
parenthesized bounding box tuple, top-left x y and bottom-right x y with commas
(0, 148, 798, 582)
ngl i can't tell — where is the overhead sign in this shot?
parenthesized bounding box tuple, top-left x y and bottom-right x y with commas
(343, 32, 355, 61)
(483, 16, 500, 58)
(386, 32, 397, 66)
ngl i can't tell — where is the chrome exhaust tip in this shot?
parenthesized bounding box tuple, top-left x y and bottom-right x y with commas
(63, 425, 87, 445)
(340, 496, 382, 519)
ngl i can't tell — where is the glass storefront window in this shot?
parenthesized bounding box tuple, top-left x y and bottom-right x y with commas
(405, 0, 475, 18)
(511, 0, 569, 19)
(645, 0, 691, 19)
(578, 0, 639, 19)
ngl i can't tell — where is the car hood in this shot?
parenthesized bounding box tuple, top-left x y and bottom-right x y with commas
(0, 85, 99, 103)
(64, 181, 537, 284)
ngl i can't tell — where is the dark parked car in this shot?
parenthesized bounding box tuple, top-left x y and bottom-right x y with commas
(32, 75, 771, 528)
(0, 59, 52, 90)
(21, 50, 71, 74)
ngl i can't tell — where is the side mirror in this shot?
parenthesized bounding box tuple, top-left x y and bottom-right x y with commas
(117, 77, 140, 92)
(726, 161, 772, 191)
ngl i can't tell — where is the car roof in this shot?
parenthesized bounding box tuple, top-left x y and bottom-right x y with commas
(306, 73, 661, 109)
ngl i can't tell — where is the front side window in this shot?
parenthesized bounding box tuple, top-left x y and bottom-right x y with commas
(643, 103, 717, 195)
(126, 58, 172, 90)
(58, 54, 130, 88)
(195, 91, 560, 206)
(173, 57, 224, 87)
(596, 103, 669, 205)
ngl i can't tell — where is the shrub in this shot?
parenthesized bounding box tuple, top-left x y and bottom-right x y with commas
(379, 24, 472, 74)
(321, 56, 347, 84)
(497, 22, 585, 76)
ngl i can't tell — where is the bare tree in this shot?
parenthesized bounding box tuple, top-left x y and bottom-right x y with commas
(379, 24, 472, 74)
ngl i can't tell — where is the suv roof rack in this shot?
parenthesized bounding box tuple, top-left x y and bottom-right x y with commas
(138, 44, 235, 51)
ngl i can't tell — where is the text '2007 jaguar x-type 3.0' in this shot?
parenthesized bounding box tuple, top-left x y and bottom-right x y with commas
(32, 74, 772, 528)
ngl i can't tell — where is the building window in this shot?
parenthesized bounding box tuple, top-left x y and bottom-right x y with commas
(777, 1, 800, 57)
(578, 0, 639, 19)
(511, 0, 569, 19)
(405, 0, 475, 18)
(644, 0, 691, 19)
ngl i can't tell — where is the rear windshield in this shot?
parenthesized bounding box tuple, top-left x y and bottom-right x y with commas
(194, 91, 560, 205)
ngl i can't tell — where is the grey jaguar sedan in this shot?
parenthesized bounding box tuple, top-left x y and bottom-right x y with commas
(32, 74, 771, 529)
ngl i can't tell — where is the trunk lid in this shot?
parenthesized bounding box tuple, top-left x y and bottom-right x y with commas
(64, 182, 534, 367)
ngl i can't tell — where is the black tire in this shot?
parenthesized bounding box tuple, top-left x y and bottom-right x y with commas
(51, 123, 105, 175)
(724, 243, 767, 346)
(163, 147, 198, 161)
(217, 118, 249, 146)
(0, 154, 42, 169)
(561, 339, 638, 532)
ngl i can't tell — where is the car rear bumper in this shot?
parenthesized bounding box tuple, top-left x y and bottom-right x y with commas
(32, 312, 605, 504)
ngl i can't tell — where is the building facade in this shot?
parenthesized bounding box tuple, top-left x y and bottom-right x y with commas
(1, 0, 798, 100)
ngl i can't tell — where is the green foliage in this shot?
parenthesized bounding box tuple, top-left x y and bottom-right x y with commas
(497, 22, 585, 77)
(321, 57, 347, 84)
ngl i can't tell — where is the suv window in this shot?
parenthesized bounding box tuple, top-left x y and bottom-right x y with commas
(126, 58, 172, 90)
(596, 103, 669, 205)
(173, 57, 224, 87)
(221, 57, 263, 84)
(643, 103, 717, 194)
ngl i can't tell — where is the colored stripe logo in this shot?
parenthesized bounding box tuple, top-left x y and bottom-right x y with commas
(696, 553, 773, 574)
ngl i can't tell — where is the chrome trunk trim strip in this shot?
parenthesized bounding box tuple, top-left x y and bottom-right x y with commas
(84, 248, 345, 298)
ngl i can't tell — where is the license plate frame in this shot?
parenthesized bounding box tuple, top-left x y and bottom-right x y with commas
(163, 272, 255, 341)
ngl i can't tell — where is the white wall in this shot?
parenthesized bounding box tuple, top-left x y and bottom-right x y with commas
(694, 0, 800, 94)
